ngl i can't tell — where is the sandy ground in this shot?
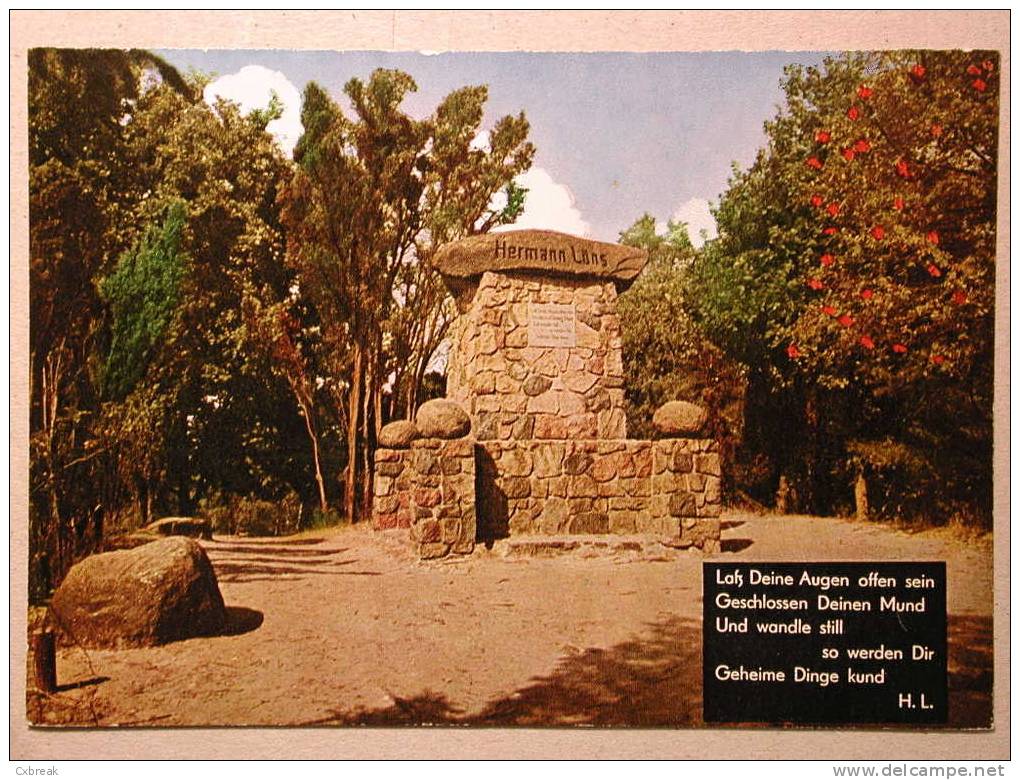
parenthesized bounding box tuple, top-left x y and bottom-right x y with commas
(28, 512, 993, 729)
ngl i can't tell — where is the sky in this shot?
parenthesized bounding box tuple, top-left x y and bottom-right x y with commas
(156, 49, 831, 246)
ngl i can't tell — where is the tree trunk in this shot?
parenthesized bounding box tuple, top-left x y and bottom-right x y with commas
(301, 400, 328, 515)
(360, 345, 377, 520)
(374, 373, 384, 435)
(344, 342, 364, 523)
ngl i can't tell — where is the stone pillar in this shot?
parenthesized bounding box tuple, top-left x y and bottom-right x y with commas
(651, 438, 722, 553)
(408, 437, 476, 559)
(446, 271, 628, 443)
(372, 448, 412, 529)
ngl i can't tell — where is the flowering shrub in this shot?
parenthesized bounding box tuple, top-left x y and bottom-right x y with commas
(688, 50, 997, 522)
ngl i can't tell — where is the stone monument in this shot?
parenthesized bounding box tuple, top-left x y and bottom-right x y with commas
(372, 229, 721, 558)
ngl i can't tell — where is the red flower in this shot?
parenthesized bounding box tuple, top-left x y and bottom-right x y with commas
(967, 64, 982, 76)
(893, 196, 905, 211)
(892, 343, 908, 354)
(927, 263, 942, 278)
(822, 305, 838, 317)
(926, 230, 940, 245)
(972, 78, 988, 93)
(895, 159, 911, 178)
(807, 278, 825, 290)
(826, 202, 840, 217)
(810, 194, 824, 208)
(857, 85, 873, 100)
(860, 288, 874, 300)
(910, 63, 927, 82)
(807, 156, 823, 170)
(860, 335, 875, 349)
(932, 354, 945, 365)
(983, 59, 995, 73)
(952, 289, 967, 305)
(838, 314, 855, 327)
(842, 147, 856, 162)
(931, 124, 943, 137)
(871, 226, 886, 241)
(853, 138, 872, 153)
(823, 227, 838, 236)
(847, 106, 860, 121)
(815, 130, 831, 144)
(787, 344, 801, 359)
(820, 253, 834, 267)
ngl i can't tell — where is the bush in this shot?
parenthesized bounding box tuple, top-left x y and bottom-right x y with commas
(306, 507, 345, 530)
(197, 491, 302, 537)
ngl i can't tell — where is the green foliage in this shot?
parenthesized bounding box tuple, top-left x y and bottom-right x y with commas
(693, 50, 998, 520)
(307, 507, 345, 530)
(282, 69, 534, 518)
(198, 491, 302, 537)
(29, 48, 195, 599)
(617, 215, 744, 494)
(100, 201, 187, 399)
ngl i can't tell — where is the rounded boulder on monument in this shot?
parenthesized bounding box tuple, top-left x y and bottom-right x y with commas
(652, 400, 709, 437)
(378, 419, 420, 449)
(415, 398, 472, 439)
(49, 537, 227, 649)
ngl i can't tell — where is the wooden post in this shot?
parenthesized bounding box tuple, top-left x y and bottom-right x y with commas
(31, 629, 57, 693)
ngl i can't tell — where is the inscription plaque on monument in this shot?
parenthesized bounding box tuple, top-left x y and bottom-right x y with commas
(528, 302, 576, 347)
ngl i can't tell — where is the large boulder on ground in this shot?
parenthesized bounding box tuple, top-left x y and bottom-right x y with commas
(49, 537, 226, 649)
(144, 516, 213, 540)
(378, 419, 420, 449)
(415, 399, 472, 439)
(652, 401, 709, 437)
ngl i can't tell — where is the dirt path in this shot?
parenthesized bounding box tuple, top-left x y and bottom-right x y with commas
(29, 513, 993, 728)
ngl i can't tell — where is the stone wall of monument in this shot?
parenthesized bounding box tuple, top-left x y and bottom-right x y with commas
(476, 437, 721, 552)
(372, 448, 412, 529)
(373, 437, 477, 559)
(446, 271, 627, 441)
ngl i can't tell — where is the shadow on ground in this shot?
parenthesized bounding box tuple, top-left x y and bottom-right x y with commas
(220, 606, 264, 636)
(720, 538, 753, 553)
(947, 614, 993, 728)
(210, 543, 383, 583)
(308, 612, 993, 729)
(308, 614, 704, 727)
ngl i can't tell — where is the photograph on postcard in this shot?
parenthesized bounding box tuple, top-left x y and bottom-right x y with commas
(23, 44, 997, 730)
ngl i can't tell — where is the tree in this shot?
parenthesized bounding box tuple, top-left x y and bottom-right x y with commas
(99, 200, 188, 400)
(28, 48, 193, 598)
(104, 75, 302, 517)
(617, 215, 744, 494)
(690, 50, 998, 522)
(281, 70, 534, 521)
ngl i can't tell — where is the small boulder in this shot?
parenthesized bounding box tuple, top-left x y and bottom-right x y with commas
(378, 419, 420, 449)
(652, 401, 708, 437)
(144, 516, 213, 540)
(49, 537, 226, 649)
(415, 399, 471, 439)
(101, 532, 159, 552)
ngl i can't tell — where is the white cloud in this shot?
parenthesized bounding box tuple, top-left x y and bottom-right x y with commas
(494, 166, 590, 237)
(469, 129, 490, 152)
(204, 65, 303, 157)
(667, 197, 717, 248)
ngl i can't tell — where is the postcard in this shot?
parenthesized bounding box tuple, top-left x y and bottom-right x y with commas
(10, 10, 1009, 761)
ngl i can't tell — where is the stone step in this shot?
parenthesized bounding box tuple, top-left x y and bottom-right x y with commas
(494, 534, 692, 559)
